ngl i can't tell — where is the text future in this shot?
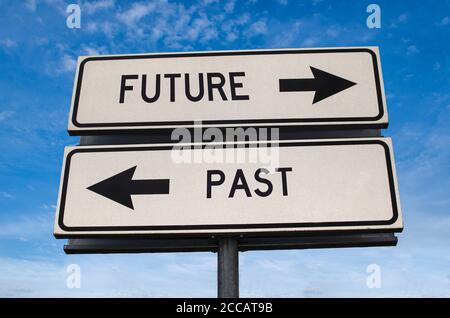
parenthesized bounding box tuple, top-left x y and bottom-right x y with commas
(119, 72, 250, 103)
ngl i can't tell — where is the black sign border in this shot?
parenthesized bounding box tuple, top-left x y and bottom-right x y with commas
(70, 48, 386, 133)
(57, 139, 399, 236)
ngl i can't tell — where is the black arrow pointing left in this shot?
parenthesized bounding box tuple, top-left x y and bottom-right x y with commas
(87, 166, 170, 210)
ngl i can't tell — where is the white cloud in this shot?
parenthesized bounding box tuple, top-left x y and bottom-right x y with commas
(24, 0, 37, 12)
(85, 22, 97, 32)
(84, 0, 115, 14)
(43, 0, 68, 16)
(437, 16, 449, 26)
(113, 1, 260, 49)
(82, 1, 271, 51)
(60, 54, 76, 72)
(202, 0, 219, 5)
(41, 203, 57, 210)
(235, 13, 251, 25)
(326, 25, 340, 37)
(390, 12, 409, 28)
(0, 191, 13, 199)
(186, 14, 217, 42)
(117, 1, 158, 27)
(0, 38, 17, 50)
(0, 111, 15, 122)
(81, 44, 107, 56)
(255, 13, 374, 49)
(406, 45, 419, 56)
(226, 32, 238, 42)
(224, 0, 236, 13)
(0, 254, 217, 297)
(221, 13, 250, 37)
(276, 0, 289, 5)
(33, 37, 49, 46)
(0, 213, 53, 240)
(0, 258, 67, 297)
(44, 52, 76, 77)
(404, 73, 414, 80)
(302, 36, 319, 47)
(397, 13, 408, 22)
(82, 46, 99, 56)
(245, 20, 268, 37)
(85, 21, 116, 38)
(266, 20, 302, 47)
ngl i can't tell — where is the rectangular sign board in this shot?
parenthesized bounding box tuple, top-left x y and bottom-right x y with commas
(54, 138, 402, 237)
(68, 47, 388, 135)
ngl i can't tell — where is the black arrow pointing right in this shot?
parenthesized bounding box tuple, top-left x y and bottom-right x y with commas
(279, 66, 357, 104)
(87, 166, 170, 210)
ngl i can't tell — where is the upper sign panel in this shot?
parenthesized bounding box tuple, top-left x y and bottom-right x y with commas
(68, 47, 388, 134)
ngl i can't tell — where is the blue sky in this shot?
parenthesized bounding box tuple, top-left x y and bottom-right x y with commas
(0, 0, 449, 297)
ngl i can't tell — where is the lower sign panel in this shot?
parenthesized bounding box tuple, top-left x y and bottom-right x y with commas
(54, 138, 402, 237)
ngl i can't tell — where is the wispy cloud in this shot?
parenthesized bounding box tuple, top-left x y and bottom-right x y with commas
(107, 0, 268, 50)
(41, 203, 57, 210)
(81, 44, 108, 56)
(0, 254, 217, 297)
(0, 38, 17, 50)
(390, 12, 409, 28)
(276, 0, 289, 5)
(84, 0, 115, 14)
(117, 1, 158, 27)
(245, 20, 268, 37)
(43, 53, 76, 76)
(0, 111, 15, 122)
(436, 16, 449, 26)
(406, 44, 419, 55)
(0, 191, 14, 199)
(24, 0, 37, 12)
(224, 0, 236, 13)
(0, 212, 53, 240)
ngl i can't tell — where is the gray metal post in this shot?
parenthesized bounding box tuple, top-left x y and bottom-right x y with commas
(217, 238, 239, 298)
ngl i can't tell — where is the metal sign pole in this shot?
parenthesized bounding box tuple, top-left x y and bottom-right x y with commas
(217, 238, 239, 298)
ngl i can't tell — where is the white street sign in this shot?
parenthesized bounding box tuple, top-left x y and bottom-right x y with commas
(54, 138, 402, 237)
(68, 47, 388, 134)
